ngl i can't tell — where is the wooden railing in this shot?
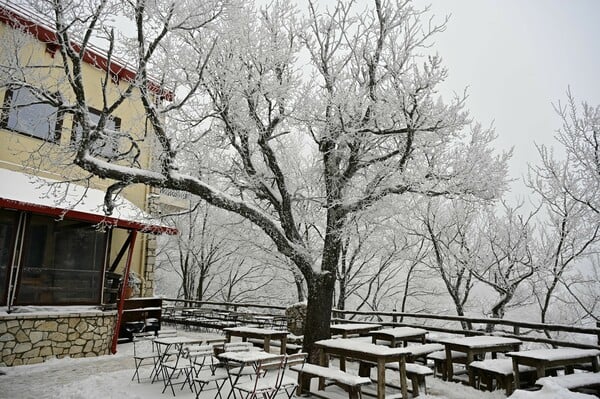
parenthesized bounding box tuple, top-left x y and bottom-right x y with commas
(332, 308, 600, 350)
(159, 298, 600, 350)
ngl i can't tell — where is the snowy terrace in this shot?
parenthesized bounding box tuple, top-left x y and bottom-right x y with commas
(0, 331, 593, 399)
(1, 300, 599, 398)
(0, 327, 594, 399)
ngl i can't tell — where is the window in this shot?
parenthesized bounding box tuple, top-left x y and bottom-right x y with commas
(71, 108, 121, 159)
(1, 86, 62, 142)
(15, 215, 107, 305)
(0, 210, 19, 305)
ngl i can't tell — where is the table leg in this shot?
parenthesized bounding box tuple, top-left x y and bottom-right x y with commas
(397, 358, 408, 399)
(319, 351, 328, 390)
(466, 351, 475, 386)
(280, 335, 287, 355)
(225, 332, 232, 343)
(264, 337, 271, 353)
(592, 356, 599, 372)
(512, 358, 520, 389)
(340, 333, 347, 370)
(445, 346, 453, 381)
(377, 359, 386, 399)
(537, 365, 546, 379)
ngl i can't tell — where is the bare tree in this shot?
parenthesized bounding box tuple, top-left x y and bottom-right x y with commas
(3, 0, 510, 359)
(156, 203, 237, 301)
(527, 92, 600, 327)
(471, 202, 538, 330)
(405, 199, 480, 329)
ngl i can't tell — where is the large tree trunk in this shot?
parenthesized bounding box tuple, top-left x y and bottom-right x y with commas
(302, 272, 336, 364)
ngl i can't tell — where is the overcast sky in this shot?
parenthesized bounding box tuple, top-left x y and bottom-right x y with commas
(412, 0, 600, 199)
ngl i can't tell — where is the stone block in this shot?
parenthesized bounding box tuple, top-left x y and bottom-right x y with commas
(0, 333, 13, 342)
(39, 346, 53, 357)
(30, 331, 44, 344)
(49, 332, 67, 342)
(37, 321, 58, 332)
(57, 323, 69, 333)
(75, 320, 87, 333)
(21, 320, 34, 329)
(14, 342, 32, 354)
(69, 345, 83, 355)
(23, 347, 40, 358)
(15, 330, 29, 343)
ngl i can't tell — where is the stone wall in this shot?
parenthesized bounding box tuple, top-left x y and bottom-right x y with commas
(285, 302, 307, 336)
(0, 310, 117, 367)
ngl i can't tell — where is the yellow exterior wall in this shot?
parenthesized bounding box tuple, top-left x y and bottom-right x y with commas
(0, 20, 158, 293)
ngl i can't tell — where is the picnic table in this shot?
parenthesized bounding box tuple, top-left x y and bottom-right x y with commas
(315, 338, 412, 399)
(330, 323, 382, 338)
(506, 348, 600, 389)
(369, 326, 428, 347)
(223, 326, 289, 354)
(438, 335, 522, 383)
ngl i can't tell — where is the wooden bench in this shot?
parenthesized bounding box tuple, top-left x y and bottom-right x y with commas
(290, 363, 372, 399)
(385, 362, 433, 396)
(426, 350, 468, 380)
(536, 372, 600, 394)
(469, 358, 536, 395)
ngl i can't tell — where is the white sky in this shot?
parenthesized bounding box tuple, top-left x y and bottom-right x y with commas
(413, 0, 600, 199)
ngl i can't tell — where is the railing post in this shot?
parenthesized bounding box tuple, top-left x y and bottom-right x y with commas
(392, 308, 397, 324)
(597, 322, 600, 346)
(513, 325, 520, 336)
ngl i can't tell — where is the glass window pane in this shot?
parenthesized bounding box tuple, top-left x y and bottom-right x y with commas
(17, 215, 106, 305)
(4, 87, 59, 142)
(72, 110, 120, 158)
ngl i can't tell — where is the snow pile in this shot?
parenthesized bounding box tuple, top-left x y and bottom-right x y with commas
(509, 379, 596, 399)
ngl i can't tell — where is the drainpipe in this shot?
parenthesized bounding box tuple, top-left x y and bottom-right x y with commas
(110, 229, 138, 354)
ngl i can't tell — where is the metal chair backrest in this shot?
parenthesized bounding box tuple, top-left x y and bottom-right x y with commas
(249, 355, 287, 396)
(285, 352, 307, 370)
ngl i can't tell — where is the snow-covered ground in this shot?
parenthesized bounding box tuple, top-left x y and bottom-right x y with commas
(0, 330, 593, 399)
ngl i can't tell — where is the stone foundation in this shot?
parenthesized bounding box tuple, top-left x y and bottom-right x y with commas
(0, 310, 117, 366)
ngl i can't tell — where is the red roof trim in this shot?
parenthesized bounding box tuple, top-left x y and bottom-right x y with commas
(0, 198, 178, 235)
(0, 5, 174, 101)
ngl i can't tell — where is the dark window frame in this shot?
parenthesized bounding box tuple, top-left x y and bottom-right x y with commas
(0, 86, 64, 143)
(13, 213, 108, 306)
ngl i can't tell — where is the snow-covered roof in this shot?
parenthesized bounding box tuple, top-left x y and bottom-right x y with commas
(0, 168, 176, 234)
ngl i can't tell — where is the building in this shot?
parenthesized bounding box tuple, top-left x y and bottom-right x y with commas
(0, 3, 177, 366)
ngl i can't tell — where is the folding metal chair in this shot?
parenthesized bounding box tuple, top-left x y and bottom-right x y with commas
(131, 333, 160, 383)
(161, 347, 195, 396)
(190, 343, 237, 399)
(231, 355, 287, 399)
(280, 352, 308, 399)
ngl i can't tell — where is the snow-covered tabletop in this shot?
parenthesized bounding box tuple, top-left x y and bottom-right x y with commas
(223, 326, 287, 335)
(506, 348, 600, 388)
(439, 335, 523, 382)
(315, 338, 412, 356)
(439, 335, 522, 348)
(223, 326, 289, 354)
(217, 350, 279, 364)
(506, 348, 600, 361)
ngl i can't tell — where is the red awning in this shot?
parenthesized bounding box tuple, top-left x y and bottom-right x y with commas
(0, 168, 177, 235)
